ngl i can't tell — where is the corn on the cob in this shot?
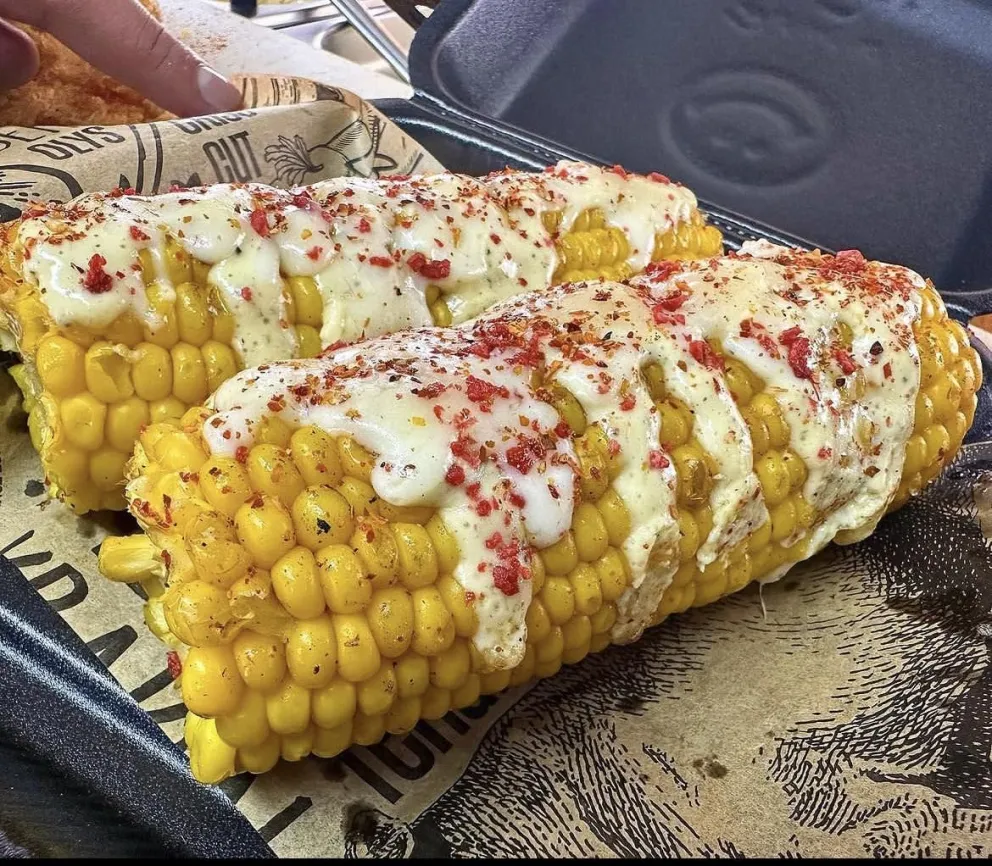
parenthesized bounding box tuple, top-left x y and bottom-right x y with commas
(0, 162, 722, 513)
(98, 242, 981, 784)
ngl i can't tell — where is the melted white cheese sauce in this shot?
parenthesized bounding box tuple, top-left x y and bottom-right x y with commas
(15, 162, 698, 370)
(133, 249, 922, 666)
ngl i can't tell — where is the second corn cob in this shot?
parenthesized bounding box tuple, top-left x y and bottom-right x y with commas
(99, 244, 980, 783)
(0, 161, 722, 512)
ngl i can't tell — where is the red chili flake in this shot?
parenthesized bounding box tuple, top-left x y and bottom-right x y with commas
(417, 382, 446, 399)
(739, 318, 755, 338)
(407, 251, 451, 280)
(554, 421, 571, 439)
(779, 326, 803, 346)
(517, 277, 528, 287)
(490, 233, 502, 245)
(818, 445, 833, 459)
(648, 171, 671, 184)
(509, 490, 526, 508)
(445, 464, 466, 486)
(129, 225, 150, 242)
(608, 164, 629, 178)
(433, 405, 445, 421)
(644, 260, 683, 282)
(307, 246, 323, 261)
(833, 348, 857, 375)
(83, 254, 113, 294)
(267, 397, 285, 412)
(240, 286, 253, 302)
(787, 337, 813, 380)
(506, 437, 544, 474)
(492, 564, 520, 596)
(466, 482, 482, 499)
(608, 439, 622, 457)
(291, 192, 312, 208)
(652, 305, 686, 327)
(166, 651, 182, 680)
(451, 435, 481, 468)
(465, 375, 509, 409)
(358, 217, 372, 233)
(832, 249, 867, 273)
(235, 446, 249, 464)
(655, 290, 688, 312)
(883, 362, 892, 379)
(168, 183, 186, 193)
(476, 499, 493, 517)
(369, 255, 393, 268)
(161, 549, 172, 568)
(648, 450, 670, 470)
(249, 208, 270, 237)
(688, 339, 724, 371)
(620, 393, 636, 411)
(485, 532, 503, 550)
(109, 186, 137, 197)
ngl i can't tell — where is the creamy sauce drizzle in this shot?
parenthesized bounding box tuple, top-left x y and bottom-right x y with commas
(130, 248, 922, 665)
(16, 162, 697, 369)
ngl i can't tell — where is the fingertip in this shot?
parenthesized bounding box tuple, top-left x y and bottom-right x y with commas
(195, 65, 244, 115)
(0, 19, 39, 91)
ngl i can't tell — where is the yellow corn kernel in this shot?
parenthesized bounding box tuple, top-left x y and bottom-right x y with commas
(411, 586, 455, 656)
(287, 276, 323, 327)
(673, 443, 712, 507)
(642, 362, 666, 401)
(541, 531, 578, 576)
(271, 547, 326, 620)
(723, 360, 754, 404)
(163, 238, 193, 284)
(176, 282, 212, 346)
(155, 430, 207, 472)
(216, 690, 270, 749)
(296, 325, 322, 359)
(150, 396, 186, 423)
(596, 488, 631, 546)
(428, 296, 453, 327)
(429, 642, 470, 691)
(104, 314, 143, 346)
(426, 515, 459, 574)
(182, 645, 244, 718)
(163, 580, 231, 647)
(562, 614, 592, 653)
(246, 445, 304, 509)
(546, 383, 587, 435)
(437, 575, 478, 637)
(315, 544, 372, 614)
(187, 716, 236, 785)
(755, 453, 791, 507)
(131, 343, 172, 400)
(235, 496, 296, 569)
(376, 500, 435, 525)
(84, 341, 134, 403)
(60, 394, 106, 451)
(333, 613, 381, 682)
(480, 669, 512, 695)
(286, 615, 337, 689)
(658, 401, 690, 449)
(743, 409, 770, 456)
(290, 426, 344, 487)
(451, 674, 481, 710)
(751, 394, 790, 450)
(200, 457, 252, 519)
(105, 397, 150, 453)
(509, 646, 536, 686)
(36, 335, 85, 396)
(352, 519, 400, 588)
(748, 519, 772, 554)
(265, 679, 312, 735)
(312, 721, 353, 759)
(312, 680, 357, 730)
(542, 576, 576, 625)
(211, 305, 235, 344)
(171, 342, 209, 406)
(143, 291, 179, 349)
(353, 712, 386, 746)
(337, 477, 377, 517)
(570, 563, 603, 616)
(233, 630, 286, 693)
(385, 695, 422, 734)
(358, 662, 397, 716)
(589, 602, 617, 635)
(530, 552, 546, 594)
(420, 686, 451, 721)
(237, 733, 281, 775)
(367, 586, 414, 658)
(782, 450, 807, 489)
(575, 435, 609, 500)
(394, 653, 430, 698)
(535, 626, 564, 666)
(280, 728, 314, 763)
(677, 510, 701, 560)
(338, 437, 375, 482)
(392, 523, 439, 589)
(923, 424, 950, 466)
(573, 502, 609, 562)
(595, 548, 629, 602)
(770, 499, 797, 543)
(525, 597, 552, 643)
(201, 341, 239, 393)
(89, 448, 128, 492)
(185, 511, 250, 588)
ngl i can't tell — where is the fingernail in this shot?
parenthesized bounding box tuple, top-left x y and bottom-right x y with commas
(196, 65, 243, 113)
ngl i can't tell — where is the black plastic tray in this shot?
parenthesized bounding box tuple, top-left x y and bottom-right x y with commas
(408, 0, 992, 293)
(2, 96, 990, 857)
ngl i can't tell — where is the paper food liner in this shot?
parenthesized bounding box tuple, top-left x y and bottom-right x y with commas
(2, 76, 992, 857)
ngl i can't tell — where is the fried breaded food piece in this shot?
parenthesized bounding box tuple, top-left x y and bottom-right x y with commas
(0, 0, 169, 127)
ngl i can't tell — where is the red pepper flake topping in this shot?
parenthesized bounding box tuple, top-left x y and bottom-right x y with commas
(444, 464, 466, 486)
(832, 249, 867, 274)
(291, 192, 312, 209)
(518, 277, 528, 287)
(509, 490, 526, 508)
(369, 255, 393, 268)
(168, 184, 186, 193)
(688, 339, 724, 371)
(267, 396, 285, 413)
(416, 382, 446, 399)
(490, 233, 502, 245)
(109, 186, 136, 197)
(506, 436, 545, 474)
(648, 171, 671, 184)
(235, 446, 249, 464)
(778, 327, 813, 380)
(620, 393, 636, 412)
(608, 164, 629, 179)
(406, 251, 452, 280)
(644, 259, 684, 283)
(554, 421, 572, 439)
(451, 435, 481, 468)
(485, 532, 504, 551)
(476, 499, 493, 517)
(649, 450, 670, 470)
(358, 216, 372, 233)
(818, 446, 833, 459)
(83, 254, 113, 294)
(240, 286, 253, 302)
(465, 375, 510, 411)
(307, 246, 323, 261)
(166, 651, 182, 680)
(249, 208, 270, 237)
(883, 361, 892, 380)
(833, 348, 857, 375)
(129, 225, 150, 242)
(739, 318, 755, 338)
